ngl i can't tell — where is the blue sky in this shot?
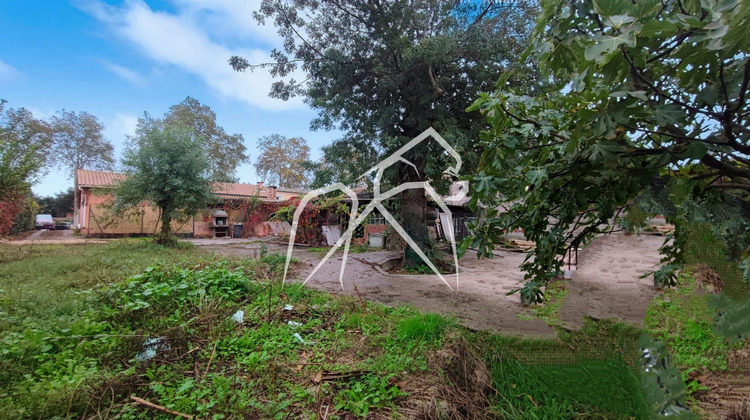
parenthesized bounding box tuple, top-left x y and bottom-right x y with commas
(0, 0, 341, 196)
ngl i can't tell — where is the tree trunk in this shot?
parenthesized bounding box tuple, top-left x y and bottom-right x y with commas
(401, 156, 430, 268)
(157, 207, 173, 245)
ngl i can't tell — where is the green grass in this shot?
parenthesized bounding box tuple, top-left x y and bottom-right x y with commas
(645, 270, 747, 397)
(0, 240, 453, 418)
(1, 239, 700, 419)
(517, 279, 569, 326)
(490, 357, 649, 419)
(471, 319, 649, 419)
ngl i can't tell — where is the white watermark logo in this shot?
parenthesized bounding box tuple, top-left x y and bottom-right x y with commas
(282, 127, 464, 291)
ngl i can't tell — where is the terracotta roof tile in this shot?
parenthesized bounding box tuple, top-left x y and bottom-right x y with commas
(76, 169, 268, 198)
(76, 169, 125, 187)
(276, 187, 310, 194)
(213, 182, 262, 198)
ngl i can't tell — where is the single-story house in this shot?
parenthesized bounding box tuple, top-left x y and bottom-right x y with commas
(75, 169, 279, 237)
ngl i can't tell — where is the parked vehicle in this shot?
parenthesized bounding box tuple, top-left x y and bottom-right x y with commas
(35, 214, 55, 230)
(55, 222, 71, 230)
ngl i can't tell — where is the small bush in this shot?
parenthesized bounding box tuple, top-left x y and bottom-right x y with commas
(97, 262, 253, 329)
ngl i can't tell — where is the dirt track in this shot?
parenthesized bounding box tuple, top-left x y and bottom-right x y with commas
(198, 231, 666, 337)
(3, 229, 107, 245)
(558, 232, 665, 328)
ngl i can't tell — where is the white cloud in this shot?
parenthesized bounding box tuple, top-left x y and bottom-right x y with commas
(76, 0, 303, 111)
(0, 59, 22, 83)
(106, 112, 139, 152)
(25, 106, 55, 120)
(174, 0, 282, 47)
(110, 113, 138, 140)
(100, 60, 146, 86)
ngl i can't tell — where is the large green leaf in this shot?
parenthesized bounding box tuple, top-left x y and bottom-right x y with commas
(593, 0, 628, 17)
(638, 335, 699, 419)
(584, 32, 636, 65)
(640, 19, 679, 37)
(525, 167, 547, 185)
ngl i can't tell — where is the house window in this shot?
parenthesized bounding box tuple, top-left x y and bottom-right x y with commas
(368, 209, 386, 225)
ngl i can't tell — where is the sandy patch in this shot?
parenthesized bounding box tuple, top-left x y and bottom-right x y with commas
(557, 232, 665, 328)
(197, 233, 664, 337)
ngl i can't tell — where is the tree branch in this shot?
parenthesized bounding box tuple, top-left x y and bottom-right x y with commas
(620, 46, 721, 120)
(497, 101, 569, 142)
(701, 154, 750, 180)
(713, 182, 750, 192)
(647, 30, 693, 64)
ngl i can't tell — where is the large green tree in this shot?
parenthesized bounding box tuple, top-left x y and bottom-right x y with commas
(50, 110, 115, 223)
(232, 0, 540, 266)
(0, 102, 51, 199)
(255, 134, 311, 188)
(0, 101, 51, 235)
(116, 124, 214, 245)
(464, 0, 750, 303)
(149, 97, 248, 182)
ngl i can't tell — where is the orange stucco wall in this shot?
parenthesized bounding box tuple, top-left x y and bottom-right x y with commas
(80, 188, 193, 236)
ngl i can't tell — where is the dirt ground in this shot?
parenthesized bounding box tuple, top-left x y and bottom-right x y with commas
(2, 229, 107, 245)
(6, 230, 665, 336)
(196, 231, 666, 337)
(558, 232, 665, 328)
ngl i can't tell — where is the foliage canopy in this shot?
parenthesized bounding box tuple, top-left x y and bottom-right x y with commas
(464, 0, 750, 303)
(50, 109, 114, 222)
(233, 0, 540, 186)
(255, 134, 310, 188)
(232, 0, 540, 266)
(134, 97, 248, 182)
(0, 102, 52, 235)
(0, 101, 51, 199)
(116, 124, 214, 244)
(50, 109, 114, 175)
(36, 188, 74, 218)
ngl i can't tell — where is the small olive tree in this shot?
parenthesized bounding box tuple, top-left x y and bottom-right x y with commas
(116, 124, 214, 245)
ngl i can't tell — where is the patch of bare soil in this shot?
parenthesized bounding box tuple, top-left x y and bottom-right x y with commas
(6, 230, 36, 241)
(692, 348, 750, 419)
(558, 231, 665, 328)
(6, 229, 106, 245)
(199, 231, 666, 337)
(201, 242, 556, 337)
